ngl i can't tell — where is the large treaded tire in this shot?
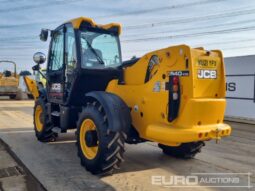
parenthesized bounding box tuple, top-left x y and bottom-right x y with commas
(15, 89, 23, 100)
(9, 95, 16, 99)
(33, 98, 57, 142)
(158, 141, 205, 159)
(27, 94, 34, 100)
(77, 101, 126, 175)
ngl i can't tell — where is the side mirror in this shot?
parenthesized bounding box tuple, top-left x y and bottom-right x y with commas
(40, 29, 49, 41)
(33, 52, 46, 65)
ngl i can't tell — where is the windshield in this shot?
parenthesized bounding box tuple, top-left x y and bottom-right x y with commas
(80, 30, 121, 69)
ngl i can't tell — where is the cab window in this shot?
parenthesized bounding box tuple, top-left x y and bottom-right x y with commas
(80, 30, 121, 69)
(49, 29, 64, 71)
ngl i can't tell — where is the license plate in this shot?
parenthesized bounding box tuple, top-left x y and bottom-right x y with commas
(197, 59, 217, 68)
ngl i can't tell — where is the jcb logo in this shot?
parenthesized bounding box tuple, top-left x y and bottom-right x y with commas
(51, 83, 61, 92)
(198, 70, 217, 79)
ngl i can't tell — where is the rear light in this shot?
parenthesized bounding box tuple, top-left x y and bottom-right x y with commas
(168, 76, 180, 122)
(173, 92, 178, 100)
(173, 76, 179, 85)
(173, 85, 179, 93)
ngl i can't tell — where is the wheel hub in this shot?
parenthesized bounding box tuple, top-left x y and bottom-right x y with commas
(79, 118, 99, 160)
(85, 130, 98, 147)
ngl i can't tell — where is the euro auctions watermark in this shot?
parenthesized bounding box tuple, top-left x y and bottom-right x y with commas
(151, 173, 253, 188)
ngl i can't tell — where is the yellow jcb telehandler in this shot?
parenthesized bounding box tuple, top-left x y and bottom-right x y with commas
(25, 17, 231, 175)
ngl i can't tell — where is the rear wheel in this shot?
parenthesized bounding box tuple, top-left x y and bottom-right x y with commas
(9, 95, 16, 99)
(27, 94, 34, 99)
(34, 98, 57, 142)
(158, 141, 205, 159)
(15, 89, 23, 100)
(77, 102, 126, 175)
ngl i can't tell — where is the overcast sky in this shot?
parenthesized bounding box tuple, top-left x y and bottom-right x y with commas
(0, 0, 255, 72)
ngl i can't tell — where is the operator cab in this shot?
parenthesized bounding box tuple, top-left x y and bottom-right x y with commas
(33, 17, 123, 105)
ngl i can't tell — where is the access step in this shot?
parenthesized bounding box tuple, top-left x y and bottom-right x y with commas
(51, 111, 60, 117)
(52, 127, 61, 133)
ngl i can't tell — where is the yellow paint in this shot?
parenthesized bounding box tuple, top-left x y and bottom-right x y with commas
(79, 119, 98, 160)
(0, 74, 19, 87)
(0, 60, 19, 93)
(67, 17, 122, 34)
(35, 105, 43, 132)
(107, 44, 231, 146)
(69, 17, 96, 28)
(23, 76, 39, 99)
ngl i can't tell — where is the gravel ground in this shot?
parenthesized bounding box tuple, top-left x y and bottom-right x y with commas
(0, 100, 254, 191)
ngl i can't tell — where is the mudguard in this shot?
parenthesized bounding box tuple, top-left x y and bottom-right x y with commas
(85, 91, 131, 134)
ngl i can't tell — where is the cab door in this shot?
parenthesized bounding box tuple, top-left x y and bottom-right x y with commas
(47, 27, 65, 103)
(64, 24, 77, 103)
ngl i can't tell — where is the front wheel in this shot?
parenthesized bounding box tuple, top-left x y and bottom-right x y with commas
(158, 141, 205, 159)
(34, 98, 57, 142)
(77, 102, 126, 175)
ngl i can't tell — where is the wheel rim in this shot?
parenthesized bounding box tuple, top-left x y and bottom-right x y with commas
(35, 105, 43, 132)
(80, 119, 99, 160)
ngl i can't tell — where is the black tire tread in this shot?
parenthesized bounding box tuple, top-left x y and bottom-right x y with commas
(33, 98, 57, 142)
(9, 95, 16, 99)
(76, 101, 126, 175)
(159, 141, 205, 159)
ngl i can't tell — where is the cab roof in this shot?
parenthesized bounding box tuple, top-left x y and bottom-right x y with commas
(65, 17, 122, 35)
